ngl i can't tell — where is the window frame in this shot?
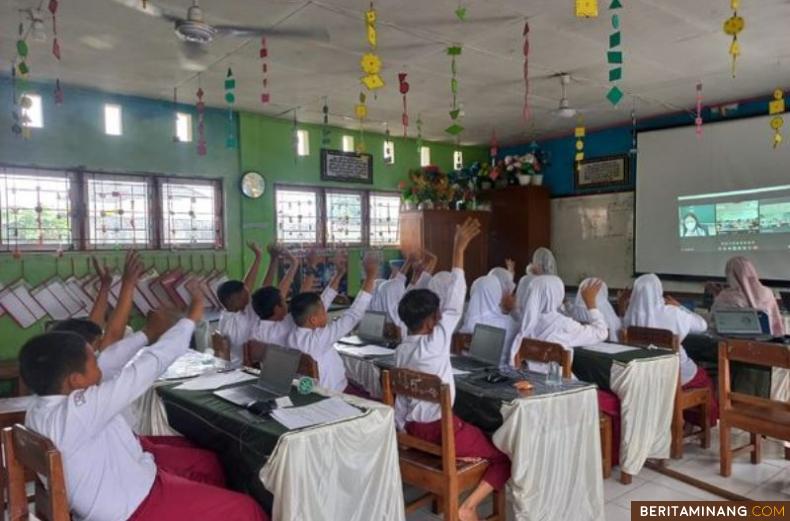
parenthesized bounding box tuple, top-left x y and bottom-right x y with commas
(324, 188, 366, 248)
(368, 191, 401, 247)
(83, 172, 156, 250)
(274, 184, 322, 246)
(158, 176, 225, 250)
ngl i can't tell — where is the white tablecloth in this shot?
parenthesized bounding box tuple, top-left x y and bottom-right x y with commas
(610, 353, 678, 475)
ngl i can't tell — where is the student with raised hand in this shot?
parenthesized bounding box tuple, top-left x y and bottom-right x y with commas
(283, 253, 378, 394)
(409, 249, 438, 290)
(513, 247, 558, 321)
(713, 256, 785, 336)
(461, 274, 518, 365)
(395, 218, 510, 521)
(567, 277, 622, 342)
(488, 259, 516, 296)
(21, 285, 268, 521)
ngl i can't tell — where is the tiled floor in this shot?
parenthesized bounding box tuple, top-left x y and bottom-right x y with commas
(406, 428, 789, 520)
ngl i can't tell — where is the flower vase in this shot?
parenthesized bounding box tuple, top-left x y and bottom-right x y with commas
(402, 200, 417, 211)
(418, 200, 434, 211)
(532, 174, 544, 186)
(517, 174, 532, 186)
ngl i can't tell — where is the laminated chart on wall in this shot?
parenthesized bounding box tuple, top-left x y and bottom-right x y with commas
(31, 284, 71, 320)
(63, 277, 96, 310)
(0, 281, 46, 328)
(47, 279, 84, 316)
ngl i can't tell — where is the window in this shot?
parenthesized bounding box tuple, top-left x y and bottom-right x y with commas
(383, 140, 395, 164)
(420, 146, 431, 167)
(0, 167, 72, 249)
(453, 150, 464, 170)
(175, 112, 192, 143)
(160, 179, 222, 247)
(326, 191, 363, 245)
(369, 193, 400, 246)
(86, 174, 151, 247)
(104, 104, 122, 136)
(296, 129, 310, 156)
(21, 93, 43, 128)
(342, 135, 355, 153)
(276, 188, 319, 244)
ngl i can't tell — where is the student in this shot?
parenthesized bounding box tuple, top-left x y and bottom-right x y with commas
(488, 260, 516, 295)
(510, 275, 607, 369)
(680, 212, 709, 237)
(712, 256, 784, 336)
(21, 286, 267, 521)
(623, 273, 717, 424)
(427, 271, 454, 307)
(395, 218, 509, 521)
(370, 276, 408, 340)
(461, 274, 518, 366)
(284, 255, 379, 393)
(567, 277, 622, 342)
(370, 253, 417, 313)
(513, 247, 558, 321)
(408, 249, 438, 290)
(249, 253, 347, 347)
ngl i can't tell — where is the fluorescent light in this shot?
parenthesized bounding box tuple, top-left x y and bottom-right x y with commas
(104, 104, 122, 136)
(420, 146, 431, 167)
(175, 112, 192, 142)
(383, 140, 395, 164)
(297, 129, 310, 156)
(342, 135, 355, 153)
(21, 93, 43, 128)
(453, 150, 463, 170)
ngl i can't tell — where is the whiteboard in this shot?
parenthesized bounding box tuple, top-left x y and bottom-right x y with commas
(551, 192, 634, 288)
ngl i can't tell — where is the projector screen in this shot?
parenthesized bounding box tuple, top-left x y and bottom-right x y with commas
(635, 115, 790, 282)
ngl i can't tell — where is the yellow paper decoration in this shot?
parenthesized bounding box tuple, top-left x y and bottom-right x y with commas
(361, 74, 384, 90)
(360, 53, 381, 74)
(575, 0, 599, 18)
(359, 6, 383, 91)
(355, 103, 368, 120)
(723, 1, 744, 78)
(575, 121, 586, 162)
(769, 89, 785, 148)
(366, 9, 377, 48)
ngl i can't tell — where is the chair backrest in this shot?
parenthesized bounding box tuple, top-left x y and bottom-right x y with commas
(244, 340, 320, 380)
(0, 360, 26, 397)
(450, 333, 473, 356)
(514, 338, 572, 378)
(2, 425, 70, 521)
(380, 368, 457, 477)
(719, 339, 790, 413)
(621, 326, 679, 352)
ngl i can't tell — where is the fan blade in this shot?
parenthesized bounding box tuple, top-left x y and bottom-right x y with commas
(214, 24, 330, 42)
(109, 0, 182, 22)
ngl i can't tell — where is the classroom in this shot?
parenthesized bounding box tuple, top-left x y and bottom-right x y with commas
(0, 1, 788, 520)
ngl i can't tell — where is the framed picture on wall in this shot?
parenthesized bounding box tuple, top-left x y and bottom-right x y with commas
(574, 154, 630, 191)
(321, 149, 373, 184)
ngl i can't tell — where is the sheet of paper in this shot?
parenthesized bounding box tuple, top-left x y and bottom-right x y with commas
(47, 279, 84, 316)
(335, 343, 393, 357)
(173, 369, 257, 390)
(0, 288, 38, 328)
(12, 283, 47, 321)
(583, 342, 639, 354)
(63, 277, 95, 310)
(271, 396, 364, 430)
(31, 285, 71, 320)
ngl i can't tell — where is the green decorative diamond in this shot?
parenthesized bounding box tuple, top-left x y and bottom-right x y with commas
(609, 31, 621, 48)
(455, 7, 467, 21)
(612, 14, 620, 29)
(445, 123, 464, 135)
(606, 86, 624, 106)
(449, 109, 461, 120)
(607, 51, 623, 64)
(447, 46, 462, 56)
(609, 67, 622, 81)
(610, 0, 623, 9)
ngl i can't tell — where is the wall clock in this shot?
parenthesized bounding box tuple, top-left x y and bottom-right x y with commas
(240, 171, 265, 199)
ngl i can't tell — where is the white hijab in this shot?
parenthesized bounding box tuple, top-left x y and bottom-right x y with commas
(427, 271, 454, 307)
(368, 278, 389, 312)
(488, 267, 515, 295)
(463, 275, 504, 332)
(371, 277, 407, 337)
(568, 278, 621, 342)
(526, 247, 557, 276)
(624, 274, 694, 340)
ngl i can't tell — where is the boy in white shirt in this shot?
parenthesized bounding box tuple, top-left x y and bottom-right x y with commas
(395, 218, 511, 521)
(21, 286, 267, 521)
(284, 254, 378, 394)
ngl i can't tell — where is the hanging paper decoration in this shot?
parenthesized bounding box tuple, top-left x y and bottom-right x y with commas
(522, 22, 530, 120)
(224, 67, 237, 148)
(768, 89, 785, 149)
(574, 119, 586, 163)
(195, 82, 207, 156)
(415, 115, 423, 152)
(446, 45, 464, 136)
(606, 0, 624, 106)
(259, 37, 270, 105)
(489, 129, 499, 162)
(629, 104, 638, 155)
(49, 0, 61, 60)
(14, 22, 32, 139)
(399, 73, 409, 137)
(383, 126, 394, 164)
(54, 78, 63, 105)
(355, 92, 367, 152)
(455, 2, 467, 21)
(321, 98, 331, 147)
(576, 0, 599, 17)
(723, 0, 744, 78)
(172, 87, 179, 142)
(695, 82, 704, 139)
(360, 4, 384, 91)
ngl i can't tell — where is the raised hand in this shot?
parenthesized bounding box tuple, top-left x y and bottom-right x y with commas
(454, 218, 481, 251)
(143, 309, 178, 344)
(92, 256, 113, 288)
(266, 242, 281, 258)
(581, 279, 603, 310)
(186, 279, 205, 323)
(307, 248, 320, 269)
(664, 294, 681, 307)
(281, 247, 298, 266)
(333, 251, 348, 275)
(247, 241, 262, 257)
(362, 252, 380, 280)
(121, 250, 144, 286)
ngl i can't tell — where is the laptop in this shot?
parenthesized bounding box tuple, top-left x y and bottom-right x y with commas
(780, 292, 790, 312)
(338, 311, 390, 347)
(713, 309, 773, 340)
(451, 324, 507, 372)
(213, 344, 301, 408)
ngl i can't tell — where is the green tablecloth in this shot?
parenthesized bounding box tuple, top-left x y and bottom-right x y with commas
(684, 333, 771, 397)
(572, 347, 673, 392)
(156, 383, 326, 512)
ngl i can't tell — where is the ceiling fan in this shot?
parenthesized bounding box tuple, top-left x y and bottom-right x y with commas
(553, 73, 579, 119)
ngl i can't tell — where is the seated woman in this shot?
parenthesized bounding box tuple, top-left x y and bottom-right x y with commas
(712, 256, 785, 336)
(513, 247, 557, 322)
(623, 274, 717, 425)
(461, 275, 518, 366)
(567, 277, 622, 342)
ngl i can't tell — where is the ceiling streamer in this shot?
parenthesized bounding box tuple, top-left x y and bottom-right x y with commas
(605, 0, 624, 106)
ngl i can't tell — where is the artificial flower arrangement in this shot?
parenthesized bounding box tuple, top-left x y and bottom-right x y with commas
(399, 166, 457, 209)
(502, 152, 544, 185)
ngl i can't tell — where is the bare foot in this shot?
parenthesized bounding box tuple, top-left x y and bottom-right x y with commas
(457, 456, 484, 463)
(459, 505, 480, 521)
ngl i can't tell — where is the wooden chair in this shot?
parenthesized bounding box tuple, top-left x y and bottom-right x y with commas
(381, 369, 506, 521)
(243, 340, 320, 380)
(450, 333, 473, 356)
(621, 326, 711, 461)
(3, 425, 71, 521)
(0, 361, 33, 512)
(514, 338, 613, 479)
(718, 340, 790, 477)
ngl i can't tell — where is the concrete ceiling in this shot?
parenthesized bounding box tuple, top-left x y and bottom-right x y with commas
(2, 0, 790, 145)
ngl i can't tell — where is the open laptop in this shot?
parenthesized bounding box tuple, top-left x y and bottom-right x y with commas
(338, 311, 390, 347)
(713, 309, 773, 340)
(213, 344, 301, 408)
(780, 292, 790, 312)
(451, 324, 507, 372)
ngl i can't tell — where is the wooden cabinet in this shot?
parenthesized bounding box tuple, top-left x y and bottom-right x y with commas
(480, 185, 550, 275)
(399, 210, 491, 286)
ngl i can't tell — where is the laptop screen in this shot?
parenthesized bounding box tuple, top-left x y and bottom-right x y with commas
(714, 310, 763, 336)
(469, 325, 506, 365)
(357, 312, 386, 339)
(258, 345, 302, 395)
(781, 292, 790, 312)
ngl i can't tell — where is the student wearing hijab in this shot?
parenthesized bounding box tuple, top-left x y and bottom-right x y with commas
(712, 257, 784, 336)
(461, 275, 518, 365)
(513, 248, 558, 322)
(567, 278, 622, 342)
(623, 273, 717, 425)
(488, 263, 516, 296)
(371, 277, 409, 340)
(427, 271, 455, 307)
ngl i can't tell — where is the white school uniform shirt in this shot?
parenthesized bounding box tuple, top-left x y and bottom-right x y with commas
(250, 287, 338, 347)
(461, 275, 518, 366)
(369, 277, 408, 340)
(567, 278, 622, 342)
(96, 333, 153, 431)
(394, 268, 466, 429)
(409, 271, 433, 291)
(218, 302, 257, 364)
(510, 275, 608, 371)
(623, 274, 708, 385)
(26, 319, 195, 521)
(285, 290, 372, 391)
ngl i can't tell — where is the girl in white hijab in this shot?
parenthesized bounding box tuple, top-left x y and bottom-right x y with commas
(427, 271, 454, 307)
(567, 278, 622, 342)
(513, 248, 558, 322)
(461, 275, 518, 365)
(370, 277, 408, 339)
(488, 266, 515, 296)
(509, 275, 608, 371)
